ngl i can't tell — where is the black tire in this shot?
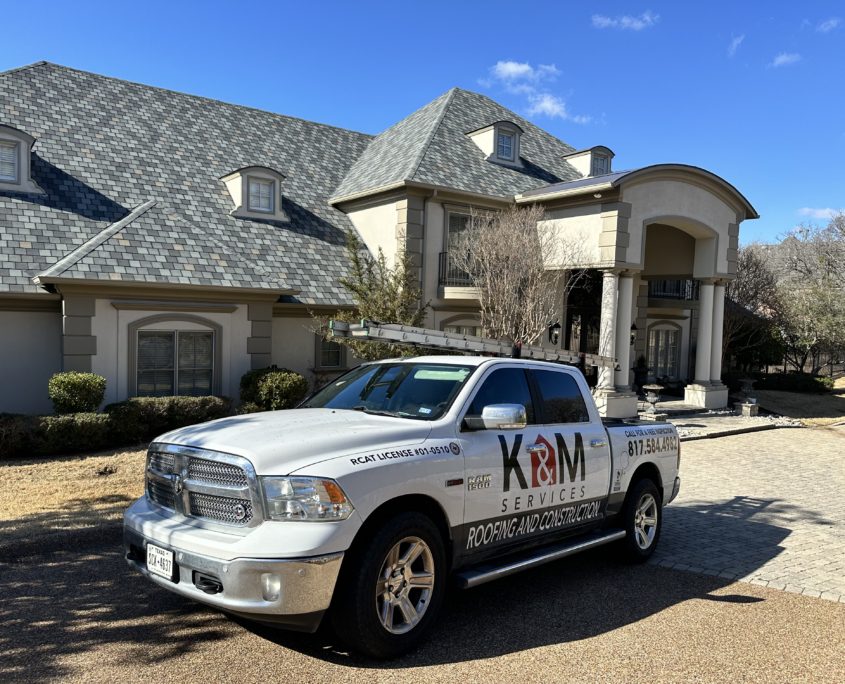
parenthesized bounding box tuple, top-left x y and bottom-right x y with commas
(619, 478, 662, 563)
(330, 511, 446, 659)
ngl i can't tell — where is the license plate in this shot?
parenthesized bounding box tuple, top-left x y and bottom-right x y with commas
(146, 543, 176, 581)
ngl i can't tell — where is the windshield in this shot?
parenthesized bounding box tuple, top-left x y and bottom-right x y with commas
(302, 362, 475, 420)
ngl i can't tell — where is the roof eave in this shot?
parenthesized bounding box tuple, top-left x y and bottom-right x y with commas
(31, 275, 300, 297)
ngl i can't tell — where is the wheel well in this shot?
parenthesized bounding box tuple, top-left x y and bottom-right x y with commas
(349, 495, 454, 565)
(629, 462, 663, 500)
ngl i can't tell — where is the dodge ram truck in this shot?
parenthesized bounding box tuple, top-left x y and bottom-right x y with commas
(124, 355, 680, 658)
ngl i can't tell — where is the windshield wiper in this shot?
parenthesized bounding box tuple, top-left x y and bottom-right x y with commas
(350, 405, 404, 418)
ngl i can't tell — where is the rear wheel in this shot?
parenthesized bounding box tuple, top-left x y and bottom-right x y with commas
(619, 478, 662, 562)
(331, 511, 446, 659)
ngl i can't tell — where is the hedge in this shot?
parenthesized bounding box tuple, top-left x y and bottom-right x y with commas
(239, 366, 309, 412)
(0, 395, 231, 460)
(48, 372, 107, 414)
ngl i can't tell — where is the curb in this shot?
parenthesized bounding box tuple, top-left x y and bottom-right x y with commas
(679, 423, 802, 442)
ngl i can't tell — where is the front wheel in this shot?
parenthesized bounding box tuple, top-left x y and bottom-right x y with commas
(619, 479, 662, 562)
(331, 511, 446, 658)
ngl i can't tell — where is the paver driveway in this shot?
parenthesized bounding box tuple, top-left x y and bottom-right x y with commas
(652, 425, 845, 602)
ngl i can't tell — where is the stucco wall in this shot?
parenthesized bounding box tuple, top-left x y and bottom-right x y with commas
(622, 180, 737, 276)
(643, 224, 696, 277)
(90, 299, 250, 404)
(0, 310, 62, 413)
(346, 198, 400, 269)
(538, 204, 603, 267)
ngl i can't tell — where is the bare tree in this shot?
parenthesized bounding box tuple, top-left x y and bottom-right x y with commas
(449, 204, 585, 344)
(771, 213, 845, 374)
(723, 244, 781, 362)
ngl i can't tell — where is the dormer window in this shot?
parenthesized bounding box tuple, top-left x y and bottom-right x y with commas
(497, 131, 514, 161)
(220, 166, 288, 222)
(0, 140, 19, 181)
(591, 154, 610, 176)
(563, 146, 615, 178)
(248, 177, 274, 213)
(0, 124, 45, 194)
(466, 121, 524, 168)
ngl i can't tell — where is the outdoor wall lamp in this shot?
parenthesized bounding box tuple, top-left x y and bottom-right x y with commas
(548, 322, 562, 345)
(630, 323, 637, 346)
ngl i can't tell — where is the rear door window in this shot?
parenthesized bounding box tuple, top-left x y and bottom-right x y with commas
(531, 369, 590, 424)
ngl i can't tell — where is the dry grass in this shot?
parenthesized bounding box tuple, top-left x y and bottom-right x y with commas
(0, 447, 146, 556)
(755, 389, 845, 427)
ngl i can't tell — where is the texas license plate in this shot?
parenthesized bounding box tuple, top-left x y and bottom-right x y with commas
(146, 543, 176, 581)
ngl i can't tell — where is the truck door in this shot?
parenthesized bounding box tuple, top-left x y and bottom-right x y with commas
(456, 365, 611, 562)
(527, 367, 611, 529)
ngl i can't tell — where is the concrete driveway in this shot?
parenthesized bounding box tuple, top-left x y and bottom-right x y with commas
(1, 427, 843, 683)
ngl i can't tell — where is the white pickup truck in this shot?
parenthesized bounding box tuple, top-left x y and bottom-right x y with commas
(124, 355, 680, 658)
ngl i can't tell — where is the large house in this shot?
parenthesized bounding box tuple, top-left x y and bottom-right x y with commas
(0, 62, 757, 417)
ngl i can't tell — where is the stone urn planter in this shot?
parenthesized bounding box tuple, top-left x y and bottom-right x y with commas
(642, 384, 663, 415)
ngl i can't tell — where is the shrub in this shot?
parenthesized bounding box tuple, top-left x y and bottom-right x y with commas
(30, 413, 112, 455)
(240, 367, 282, 405)
(0, 414, 34, 459)
(105, 395, 232, 443)
(48, 372, 107, 414)
(237, 401, 264, 415)
(255, 371, 309, 411)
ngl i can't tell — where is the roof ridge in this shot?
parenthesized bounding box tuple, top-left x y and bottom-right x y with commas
(405, 87, 458, 182)
(36, 200, 157, 279)
(0, 61, 50, 78)
(7, 61, 374, 140)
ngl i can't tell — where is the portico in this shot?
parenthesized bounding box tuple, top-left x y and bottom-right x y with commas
(525, 164, 758, 418)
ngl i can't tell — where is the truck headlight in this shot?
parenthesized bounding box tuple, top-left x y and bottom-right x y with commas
(261, 477, 354, 522)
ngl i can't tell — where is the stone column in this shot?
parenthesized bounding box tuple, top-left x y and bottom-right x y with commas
(694, 281, 714, 384)
(597, 269, 618, 389)
(62, 295, 97, 372)
(247, 302, 273, 369)
(710, 282, 726, 384)
(613, 273, 635, 390)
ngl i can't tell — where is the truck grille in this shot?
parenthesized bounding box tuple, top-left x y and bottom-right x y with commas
(145, 443, 261, 531)
(190, 492, 254, 526)
(188, 457, 248, 487)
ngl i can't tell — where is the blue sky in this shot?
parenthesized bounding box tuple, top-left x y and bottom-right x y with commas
(2, 1, 843, 243)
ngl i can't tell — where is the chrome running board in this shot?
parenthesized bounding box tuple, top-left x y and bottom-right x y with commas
(455, 529, 626, 589)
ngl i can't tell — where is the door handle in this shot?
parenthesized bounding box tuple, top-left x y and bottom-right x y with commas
(590, 439, 607, 448)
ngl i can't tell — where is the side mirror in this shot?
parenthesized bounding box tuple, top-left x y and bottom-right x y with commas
(480, 404, 527, 430)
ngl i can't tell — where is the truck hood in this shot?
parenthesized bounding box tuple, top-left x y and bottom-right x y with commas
(155, 408, 433, 474)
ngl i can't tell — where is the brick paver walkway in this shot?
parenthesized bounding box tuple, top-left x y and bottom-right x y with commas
(651, 425, 845, 602)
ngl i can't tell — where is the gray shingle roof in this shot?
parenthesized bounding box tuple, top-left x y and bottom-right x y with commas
(331, 87, 583, 202)
(0, 62, 372, 303)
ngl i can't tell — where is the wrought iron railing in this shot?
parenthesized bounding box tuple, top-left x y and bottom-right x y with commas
(648, 279, 700, 300)
(438, 252, 474, 287)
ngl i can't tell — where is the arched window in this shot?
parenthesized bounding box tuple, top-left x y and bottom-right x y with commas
(647, 321, 682, 381)
(128, 315, 222, 397)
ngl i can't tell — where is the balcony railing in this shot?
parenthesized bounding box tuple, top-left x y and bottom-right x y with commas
(648, 279, 700, 301)
(438, 252, 474, 287)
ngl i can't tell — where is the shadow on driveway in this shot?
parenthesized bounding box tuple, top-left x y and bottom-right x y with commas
(0, 502, 796, 678)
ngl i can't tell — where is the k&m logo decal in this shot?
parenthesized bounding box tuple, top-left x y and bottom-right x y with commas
(530, 435, 556, 487)
(499, 432, 586, 492)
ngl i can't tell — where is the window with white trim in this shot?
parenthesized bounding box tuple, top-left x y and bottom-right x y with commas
(0, 140, 18, 182)
(248, 177, 274, 212)
(137, 330, 214, 396)
(444, 324, 481, 337)
(497, 132, 514, 161)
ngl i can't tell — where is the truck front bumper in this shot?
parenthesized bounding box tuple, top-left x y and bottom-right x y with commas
(124, 525, 343, 633)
